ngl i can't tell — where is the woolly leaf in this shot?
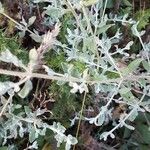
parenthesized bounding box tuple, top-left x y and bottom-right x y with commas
(28, 16, 36, 26)
(29, 127, 37, 143)
(82, 0, 99, 6)
(43, 65, 56, 76)
(142, 60, 150, 72)
(122, 0, 132, 7)
(0, 49, 25, 68)
(97, 24, 114, 35)
(0, 82, 15, 96)
(18, 80, 33, 98)
(0, 2, 4, 13)
(121, 58, 143, 75)
(128, 109, 138, 122)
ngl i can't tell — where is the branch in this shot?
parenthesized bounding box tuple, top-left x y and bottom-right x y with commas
(0, 69, 150, 84)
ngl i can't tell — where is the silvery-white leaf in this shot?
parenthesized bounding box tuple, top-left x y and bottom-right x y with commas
(28, 16, 36, 26)
(30, 32, 42, 43)
(128, 109, 138, 122)
(124, 41, 134, 50)
(43, 65, 56, 76)
(86, 106, 107, 126)
(123, 122, 135, 130)
(140, 30, 146, 36)
(0, 82, 15, 96)
(100, 132, 109, 141)
(33, 0, 50, 3)
(65, 135, 78, 150)
(19, 30, 26, 38)
(0, 2, 4, 13)
(35, 108, 47, 116)
(110, 133, 115, 139)
(0, 49, 25, 68)
(131, 22, 139, 37)
(18, 80, 33, 98)
(57, 80, 66, 85)
(28, 141, 38, 149)
(20, 17, 28, 27)
(97, 113, 105, 126)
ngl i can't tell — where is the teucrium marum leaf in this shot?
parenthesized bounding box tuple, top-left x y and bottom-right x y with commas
(142, 60, 150, 72)
(128, 109, 138, 122)
(65, 135, 78, 150)
(0, 82, 15, 95)
(28, 16, 36, 26)
(121, 58, 143, 75)
(0, 2, 4, 13)
(44, 6, 64, 20)
(30, 29, 43, 43)
(29, 127, 37, 143)
(0, 49, 26, 68)
(97, 24, 114, 35)
(18, 80, 33, 98)
(82, 0, 99, 6)
(43, 65, 56, 76)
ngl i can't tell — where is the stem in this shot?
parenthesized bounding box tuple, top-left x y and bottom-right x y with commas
(0, 94, 14, 117)
(106, 80, 123, 107)
(105, 93, 146, 137)
(2, 12, 37, 36)
(73, 91, 87, 150)
(106, 52, 123, 78)
(101, 0, 108, 22)
(0, 69, 150, 84)
(80, 1, 100, 68)
(81, 2, 93, 34)
(138, 36, 149, 62)
(65, 0, 83, 31)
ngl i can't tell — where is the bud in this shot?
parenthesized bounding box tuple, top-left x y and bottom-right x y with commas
(29, 48, 38, 64)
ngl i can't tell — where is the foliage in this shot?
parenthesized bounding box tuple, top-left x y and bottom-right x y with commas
(0, 0, 150, 149)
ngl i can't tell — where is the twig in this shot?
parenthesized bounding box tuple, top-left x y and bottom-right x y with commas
(73, 91, 87, 150)
(0, 69, 150, 84)
(0, 94, 14, 117)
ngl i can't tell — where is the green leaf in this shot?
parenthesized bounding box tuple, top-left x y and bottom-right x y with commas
(83, 36, 97, 53)
(119, 87, 135, 102)
(122, 0, 132, 7)
(24, 106, 32, 114)
(119, 87, 131, 95)
(29, 127, 37, 143)
(136, 123, 150, 144)
(128, 109, 138, 122)
(121, 58, 143, 75)
(97, 24, 114, 35)
(0, 147, 7, 150)
(18, 80, 33, 98)
(44, 6, 64, 19)
(82, 0, 99, 6)
(142, 60, 150, 72)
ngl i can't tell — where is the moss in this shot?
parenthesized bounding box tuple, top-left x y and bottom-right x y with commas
(0, 30, 28, 64)
(49, 82, 80, 127)
(45, 51, 66, 71)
